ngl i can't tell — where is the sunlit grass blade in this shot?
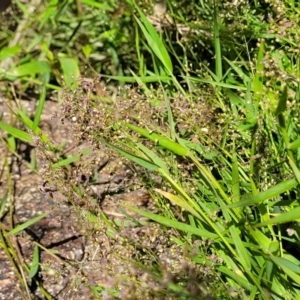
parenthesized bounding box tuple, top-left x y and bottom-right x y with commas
(103, 141, 159, 171)
(99, 74, 171, 83)
(155, 189, 201, 219)
(218, 266, 253, 291)
(288, 138, 300, 150)
(288, 157, 300, 184)
(81, 0, 112, 9)
(270, 256, 300, 285)
(38, 0, 58, 30)
(5, 213, 49, 236)
(17, 111, 49, 143)
(134, 4, 173, 74)
(125, 123, 188, 156)
(32, 84, 46, 130)
(0, 191, 8, 219)
(29, 245, 39, 278)
(52, 148, 93, 169)
(229, 225, 251, 271)
(59, 57, 80, 88)
(136, 143, 169, 174)
(213, 3, 222, 80)
(231, 150, 240, 203)
(275, 85, 288, 115)
(0, 121, 32, 143)
(224, 57, 250, 84)
(9, 61, 51, 78)
(225, 178, 298, 208)
(123, 206, 220, 240)
(253, 206, 300, 228)
(182, 76, 247, 90)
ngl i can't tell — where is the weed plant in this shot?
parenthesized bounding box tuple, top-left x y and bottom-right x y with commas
(1, 0, 300, 299)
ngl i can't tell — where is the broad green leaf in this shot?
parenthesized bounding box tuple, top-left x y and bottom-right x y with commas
(0, 45, 21, 60)
(11, 61, 51, 77)
(59, 57, 80, 88)
(247, 226, 271, 253)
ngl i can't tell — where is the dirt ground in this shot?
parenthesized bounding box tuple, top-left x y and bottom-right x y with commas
(0, 90, 154, 299)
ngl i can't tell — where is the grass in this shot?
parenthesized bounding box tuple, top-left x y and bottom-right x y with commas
(1, 0, 300, 299)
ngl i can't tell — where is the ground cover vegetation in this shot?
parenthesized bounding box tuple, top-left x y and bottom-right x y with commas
(0, 0, 300, 299)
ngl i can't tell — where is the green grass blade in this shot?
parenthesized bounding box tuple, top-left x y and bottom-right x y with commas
(134, 5, 172, 74)
(155, 189, 202, 219)
(52, 148, 93, 169)
(10, 61, 51, 77)
(136, 143, 169, 174)
(184, 76, 247, 90)
(229, 226, 251, 271)
(17, 111, 49, 143)
(288, 157, 300, 184)
(225, 179, 298, 208)
(0, 191, 8, 219)
(6, 213, 49, 236)
(29, 245, 39, 278)
(218, 266, 253, 291)
(59, 57, 80, 88)
(32, 84, 46, 130)
(125, 123, 187, 156)
(271, 256, 300, 285)
(0, 121, 32, 143)
(103, 141, 159, 171)
(254, 206, 300, 227)
(100, 75, 171, 83)
(231, 150, 240, 203)
(213, 3, 222, 80)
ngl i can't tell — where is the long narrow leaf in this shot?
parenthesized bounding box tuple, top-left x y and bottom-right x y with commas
(225, 179, 298, 208)
(125, 123, 187, 156)
(6, 213, 49, 236)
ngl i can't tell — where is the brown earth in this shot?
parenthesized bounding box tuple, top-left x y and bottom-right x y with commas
(0, 92, 154, 299)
